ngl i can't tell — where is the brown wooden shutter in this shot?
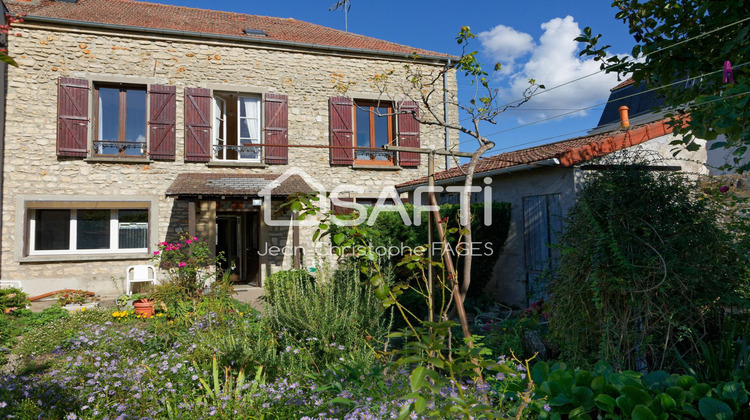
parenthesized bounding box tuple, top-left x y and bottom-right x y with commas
(329, 96, 353, 165)
(331, 197, 355, 215)
(148, 84, 176, 161)
(264, 93, 288, 165)
(57, 77, 89, 158)
(184, 88, 212, 162)
(398, 101, 420, 167)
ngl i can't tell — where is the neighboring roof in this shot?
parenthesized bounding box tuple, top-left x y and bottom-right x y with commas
(611, 78, 635, 91)
(396, 118, 675, 190)
(166, 173, 313, 198)
(597, 79, 665, 127)
(5, 0, 453, 60)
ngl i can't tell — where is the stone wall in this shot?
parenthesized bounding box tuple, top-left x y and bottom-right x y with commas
(1, 22, 458, 295)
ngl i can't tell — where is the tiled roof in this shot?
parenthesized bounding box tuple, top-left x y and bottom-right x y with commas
(166, 173, 313, 197)
(5, 0, 452, 59)
(396, 118, 674, 189)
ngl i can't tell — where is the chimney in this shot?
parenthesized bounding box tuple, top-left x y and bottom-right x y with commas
(619, 106, 630, 128)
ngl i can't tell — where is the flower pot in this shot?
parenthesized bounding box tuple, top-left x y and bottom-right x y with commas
(63, 302, 99, 313)
(133, 300, 155, 318)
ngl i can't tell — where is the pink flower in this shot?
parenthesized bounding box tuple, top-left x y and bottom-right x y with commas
(185, 239, 192, 244)
(178, 262, 186, 267)
(153, 251, 160, 255)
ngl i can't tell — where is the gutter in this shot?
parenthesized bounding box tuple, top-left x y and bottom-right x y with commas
(21, 15, 458, 64)
(396, 158, 561, 192)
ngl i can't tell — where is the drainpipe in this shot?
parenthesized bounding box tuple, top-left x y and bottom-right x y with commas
(443, 59, 452, 169)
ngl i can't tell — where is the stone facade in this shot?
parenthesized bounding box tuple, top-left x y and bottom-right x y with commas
(1, 22, 458, 295)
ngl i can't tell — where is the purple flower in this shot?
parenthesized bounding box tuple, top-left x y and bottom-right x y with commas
(720, 185, 730, 193)
(544, 403, 551, 412)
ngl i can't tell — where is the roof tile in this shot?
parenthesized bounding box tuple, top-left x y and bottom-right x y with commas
(6, 0, 451, 58)
(396, 118, 675, 189)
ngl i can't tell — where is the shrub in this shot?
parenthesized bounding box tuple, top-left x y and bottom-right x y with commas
(363, 202, 511, 297)
(263, 263, 391, 371)
(262, 268, 314, 306)
(152, 233, 222, 299)
(0, 287, 29, 315)
(550, 164, 749, 371)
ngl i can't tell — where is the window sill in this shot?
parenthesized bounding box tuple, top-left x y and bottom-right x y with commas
(85, 157, 153, 164)
(20, 253, 152, 264)
(207, 161, 268, 168)
(351, 165, 402, 171)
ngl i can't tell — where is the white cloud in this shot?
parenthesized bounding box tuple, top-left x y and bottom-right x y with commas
(478, 24, 535, 72)
(480, 16, 623, 122)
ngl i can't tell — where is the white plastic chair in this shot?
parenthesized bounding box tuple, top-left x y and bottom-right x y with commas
(126, 265, 156, 295)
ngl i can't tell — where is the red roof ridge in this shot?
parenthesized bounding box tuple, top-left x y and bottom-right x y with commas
(396, 117, 676, 189)
(611, 78, 635, 91)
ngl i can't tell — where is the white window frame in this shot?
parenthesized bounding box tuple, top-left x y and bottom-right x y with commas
(28, 208, 149, 256)
(212, 93, 262, 163)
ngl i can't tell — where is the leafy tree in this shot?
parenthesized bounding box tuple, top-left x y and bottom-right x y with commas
(577, 0, 750, 170)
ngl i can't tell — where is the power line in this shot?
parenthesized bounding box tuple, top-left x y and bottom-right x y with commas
(452, 60, 750, 147)
(454, 89, 750, 161)
(486, 15, 750, 110)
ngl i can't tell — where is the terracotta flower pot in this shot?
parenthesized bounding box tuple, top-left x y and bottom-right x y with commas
(133, 299, 155, 318)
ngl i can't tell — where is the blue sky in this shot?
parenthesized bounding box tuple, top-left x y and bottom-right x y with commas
(157, 0, 635, 156)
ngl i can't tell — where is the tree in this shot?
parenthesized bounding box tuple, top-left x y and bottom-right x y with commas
(576, 0, 750, 170)
(392, 27, 540, 334)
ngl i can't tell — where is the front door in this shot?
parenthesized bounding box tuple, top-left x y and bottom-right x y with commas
(216, 212, 260, 285)
(216, 215, 241, 278)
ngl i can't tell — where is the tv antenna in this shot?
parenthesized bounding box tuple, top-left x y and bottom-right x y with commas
(329, 0, 351, 32)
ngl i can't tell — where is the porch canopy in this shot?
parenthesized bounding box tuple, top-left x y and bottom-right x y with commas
(165, 173, 314, 239)
(166, 173, 314, 200)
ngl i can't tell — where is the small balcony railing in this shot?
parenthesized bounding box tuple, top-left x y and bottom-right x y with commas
(93, 141, 147, 157)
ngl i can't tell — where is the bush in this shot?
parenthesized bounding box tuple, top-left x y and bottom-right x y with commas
(263, 264, 391, 371)
(364, 202, 511, 297)
(0, 287, 29, 315)
(550, 164, 749, 371)
(262, 268, 314, 305)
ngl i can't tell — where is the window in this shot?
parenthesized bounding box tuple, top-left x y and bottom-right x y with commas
(93, 85, 147, 157)
(213, 92, 261, 162)
(29, 208, 148, 255)
(353, 101, 395, 165)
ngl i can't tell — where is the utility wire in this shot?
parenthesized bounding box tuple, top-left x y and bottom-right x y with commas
(484, 15, 750, 110)
(453, 60, 750, 147)
(460, 89, 750, 161)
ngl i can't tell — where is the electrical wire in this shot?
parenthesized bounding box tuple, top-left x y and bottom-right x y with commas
(460, 89, 750, 161)
(451, 60, 750, 147)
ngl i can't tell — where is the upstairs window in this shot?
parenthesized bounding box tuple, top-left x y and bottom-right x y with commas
(354, 101, 395, 165)
(213, 93, 261, 162)
(93, 85, 147, 157)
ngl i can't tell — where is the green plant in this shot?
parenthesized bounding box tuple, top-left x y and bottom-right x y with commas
(264, 262, 391, 372)
(530, 360, 750, 419)
(262, 269, 314, 306)
(550, 160, 749, 371)
(0, 287, 29, 314)
(152, 233, 223, 299)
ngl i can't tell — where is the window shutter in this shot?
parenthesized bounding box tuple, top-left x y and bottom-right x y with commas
(264, 93, 288, 165)
(329, 96, 353, 165)
(57, 77, 89, 158)
(331, 197, 354, 215)
(398, 101, 420, 167)
(148, 84, 176, 161)
(184, 87, 212, 162)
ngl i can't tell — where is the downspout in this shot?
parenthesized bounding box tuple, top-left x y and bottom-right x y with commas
(443, 59, 451, 169)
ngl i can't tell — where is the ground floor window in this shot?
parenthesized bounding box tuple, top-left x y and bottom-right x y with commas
(29, 208, 148, 255)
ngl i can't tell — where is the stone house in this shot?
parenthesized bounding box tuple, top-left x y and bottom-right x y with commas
(0, 0, 458, 295)
(397, 79, 713, 307)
